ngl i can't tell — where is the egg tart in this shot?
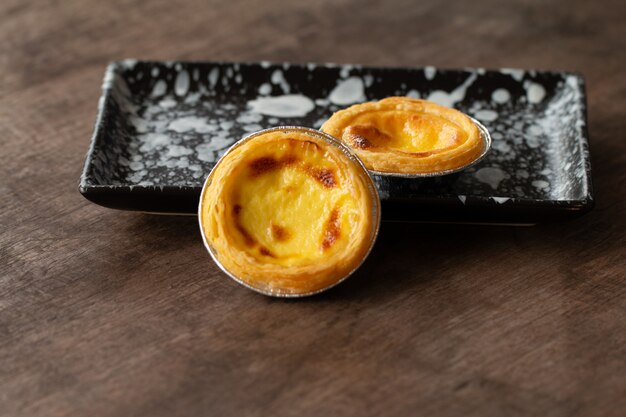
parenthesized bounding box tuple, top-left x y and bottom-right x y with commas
(199, 127, 380, 297)
(321, 97, 490, 176)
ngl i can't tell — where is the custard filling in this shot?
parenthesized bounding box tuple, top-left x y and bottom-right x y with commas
(227, 139, 360, 265)
(343, 110, 468, 155)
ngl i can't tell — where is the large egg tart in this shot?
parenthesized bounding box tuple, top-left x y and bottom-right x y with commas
(199, 127, 380, 297)
(321, 97, 490, 175)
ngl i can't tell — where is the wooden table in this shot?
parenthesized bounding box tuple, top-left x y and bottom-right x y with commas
(2, 0, 625, 416)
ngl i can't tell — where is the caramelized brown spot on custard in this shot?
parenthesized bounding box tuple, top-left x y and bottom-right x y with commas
(344, 127, 373, 149)
(344, 124, 389, 149)
(350, 134, 372, 149)
(321, 208, 341, 251)
(248, 154, 300, 177)
(271, 223, 291, 242)
(232, 204, 255, 246)
(259, 246, 275, 257)
(307, 167, 337, 188)
(249, 157, 279, 176)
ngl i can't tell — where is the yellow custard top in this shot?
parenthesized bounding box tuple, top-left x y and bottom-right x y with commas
(321, 97, 485, 174)
(199, 129, 378, 296)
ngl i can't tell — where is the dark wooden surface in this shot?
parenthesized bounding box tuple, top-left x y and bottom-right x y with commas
(1, 0, 625, 416)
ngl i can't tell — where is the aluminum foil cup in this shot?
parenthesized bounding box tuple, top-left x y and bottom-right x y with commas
(198, 126, 382, 297)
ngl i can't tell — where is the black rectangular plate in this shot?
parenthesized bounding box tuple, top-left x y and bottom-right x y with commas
(80, 60, 593, 223)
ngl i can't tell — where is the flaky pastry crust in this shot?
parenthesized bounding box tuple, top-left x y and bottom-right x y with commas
(199, 129, 378, 296)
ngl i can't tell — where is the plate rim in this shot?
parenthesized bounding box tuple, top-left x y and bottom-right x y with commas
(79, 59, 594, 220)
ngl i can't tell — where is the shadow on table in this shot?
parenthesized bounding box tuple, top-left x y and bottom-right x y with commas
(119, 211, 598, 303)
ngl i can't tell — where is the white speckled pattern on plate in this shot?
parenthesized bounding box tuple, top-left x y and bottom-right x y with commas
(79, 60, 593, 223)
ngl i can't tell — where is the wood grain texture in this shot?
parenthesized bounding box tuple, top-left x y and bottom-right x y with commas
(1, 0, 625, 416)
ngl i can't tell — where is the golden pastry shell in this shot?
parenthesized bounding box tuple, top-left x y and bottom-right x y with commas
(321, 97, 492, 178)
(197, 126, 381, 297)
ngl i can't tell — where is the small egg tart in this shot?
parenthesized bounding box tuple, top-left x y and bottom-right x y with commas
(321, 97, 490, 176)
(199, 127, 380, 297)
